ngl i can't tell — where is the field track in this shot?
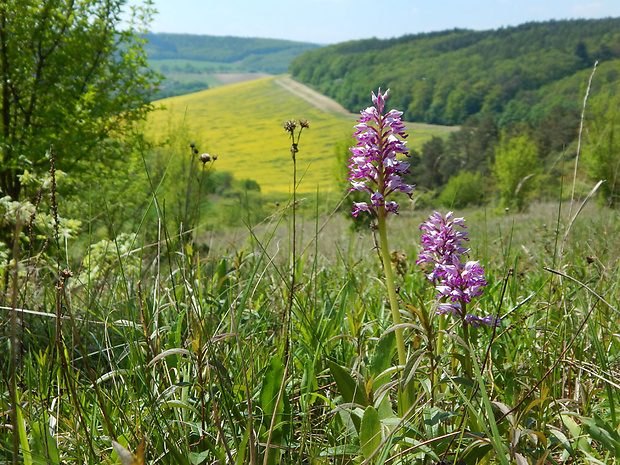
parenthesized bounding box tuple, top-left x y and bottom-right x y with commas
(273, 75, 460, 134)
(274, 75, 352, 115)
(211, 72, 271, 85)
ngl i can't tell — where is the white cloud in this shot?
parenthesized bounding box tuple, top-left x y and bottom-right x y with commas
(571, 2, 604, 15)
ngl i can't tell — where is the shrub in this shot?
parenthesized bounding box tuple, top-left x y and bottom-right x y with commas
(493, 131, 539, 210)
(438, 171, 485, 208)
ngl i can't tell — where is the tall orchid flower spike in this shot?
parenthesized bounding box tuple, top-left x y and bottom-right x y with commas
(348, 89, 414, 217)
(348, 89, 415, 381)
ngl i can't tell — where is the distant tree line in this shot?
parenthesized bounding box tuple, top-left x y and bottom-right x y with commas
(289, 18, 620, 126)
(156, 80, 209, 99)
(145, 33, 321, 74)
(313, 19, 620, 211)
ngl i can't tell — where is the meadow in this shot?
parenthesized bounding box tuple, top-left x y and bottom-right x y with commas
(3, 182, 619, 464)
(2, 74, 619, 465)
(149, 59, 271, 88)
(145, 76, 456, 195)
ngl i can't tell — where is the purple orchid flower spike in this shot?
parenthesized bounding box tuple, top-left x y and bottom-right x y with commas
(418, 211, 499, 327)
(348, 89, 414, 217)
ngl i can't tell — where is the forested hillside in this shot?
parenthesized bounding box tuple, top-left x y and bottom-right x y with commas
(145, 33, 320, 74)
(289, 18, 620, 208)
(289, 18, 620, 126)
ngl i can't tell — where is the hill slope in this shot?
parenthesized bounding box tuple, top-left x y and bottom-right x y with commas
(145, 33, 321, 74)
(145, 76, 456, 195)
(289, 18, 620, 126)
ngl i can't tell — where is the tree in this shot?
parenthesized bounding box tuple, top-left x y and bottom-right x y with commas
(438, 171, 484, 208)
(0, 0, 159, 204)
(585, 94, 620, 207)
(493, 131, 539, 210)
(575, 40, 590, 67)
(410, 136, 445, 190)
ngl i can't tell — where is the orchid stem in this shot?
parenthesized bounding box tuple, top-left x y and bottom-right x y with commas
(377, 209, 407, 369)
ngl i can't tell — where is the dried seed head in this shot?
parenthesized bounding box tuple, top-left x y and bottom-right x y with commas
(284, 119, 297, 132)
(299, 119, 310, 128)
(60, 268, 73, 280)
(200, 153, 212, 163)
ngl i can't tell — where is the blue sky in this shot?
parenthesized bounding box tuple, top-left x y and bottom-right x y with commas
(141, 0, 620, 44)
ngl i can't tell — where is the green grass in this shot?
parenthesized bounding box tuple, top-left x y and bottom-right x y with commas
(145, 75, 456, 195)
(4, 193, 620, 464)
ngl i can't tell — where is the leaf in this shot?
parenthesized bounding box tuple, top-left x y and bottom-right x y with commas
(370, 332, 395, 389)
(561, 413, 592, 454)
(147, 348, 190, 367)
(165, 438, 191, 465)
(328, 361, 368, 406)
(524, 429, 547, 449)
(300, 359, 318, 411)
(161, 400, 201, 416)
(95, 369, 133, 384)
(515, 452, 528, 465)
(402, 347, 426, 388)
(521, 396, 550, 418)
(259, 355, 284, 418)
(376, 394, 396, 420)
(560, 413, 581, 438)
(548, 427, 575, 456)
(16, 404, 33, 465)
(259, 354, 291, 453)
(317, 444, 360, 457)
(461, 441, 493, 464)
(112, 441, 137, 465)
(235, 429, 249, 465)
(188, 451, 210, 465)
(30, 420, 60, 464)
(581, 415, 620, 457)
(360, 406, 382, 462)
(192, 435, 226, 464)
(451, 376, 475, 389)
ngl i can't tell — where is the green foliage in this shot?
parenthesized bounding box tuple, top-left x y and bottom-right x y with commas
(6, 20, 620, 463)
(584, 82, 620, 207)
(145, 33, 320, 74)
(438, 171, 485, 208)
(0, 0, 159, 204)
(360, 406, 382, 461)
(0, 165, 81, 261)
(406, 137, 445, 190)
(156, 79, 209, 99)
(493, 131, 540, 209)
(290, 18, 620, 126)
(3, 194, 620, 464)
(405, 116, 498, 199)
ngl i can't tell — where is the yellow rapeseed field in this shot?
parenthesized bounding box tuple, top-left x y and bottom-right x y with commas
(145, 76, 457, 194)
